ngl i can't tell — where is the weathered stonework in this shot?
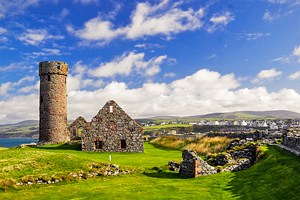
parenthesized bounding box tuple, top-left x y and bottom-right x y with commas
(68, 116, 88, 140)
(283, 134, 300, 151)
(179, 150, 217, 178)
(81, 100, 144, 152)
(39, 61, 69, 144)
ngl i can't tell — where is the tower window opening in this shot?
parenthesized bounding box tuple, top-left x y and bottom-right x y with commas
(109, 105, 113, 113)
(121, 139, 126, 149)
(40, 96, 43, 103)
(95, 140, 103, 149)
(48, 75, 51, 81)
(57, 63, 60, 70)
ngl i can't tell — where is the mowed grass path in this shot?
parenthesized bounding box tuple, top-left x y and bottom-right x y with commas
(0, 144, 299, 199)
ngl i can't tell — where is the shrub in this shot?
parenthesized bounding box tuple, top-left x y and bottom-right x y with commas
(150, 136, 232, 155)
(0, 178, 16, 190)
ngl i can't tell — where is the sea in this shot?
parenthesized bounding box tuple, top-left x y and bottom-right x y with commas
(0, 138, 38, 148)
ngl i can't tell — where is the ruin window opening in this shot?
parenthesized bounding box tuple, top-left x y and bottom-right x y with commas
(95, 140, 103, 149)
(109, 105, 113, 113)
(73, 129, 76, 137)
(48, 75, 51, 81)
(121, 139, 126, 149)
(57, 64, 60, 70)
(77, 127, 84, 138)
(40, 96, 43, 103)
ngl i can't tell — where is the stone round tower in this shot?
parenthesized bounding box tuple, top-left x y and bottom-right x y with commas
(39, 61, 69, 144)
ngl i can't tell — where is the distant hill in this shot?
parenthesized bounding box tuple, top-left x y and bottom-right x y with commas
(137, 110, 300, 122)
(2, 110, 300, 127)
(0, 120, 39, 127)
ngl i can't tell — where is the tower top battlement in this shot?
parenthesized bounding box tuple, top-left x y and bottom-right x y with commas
(39, 61, 68, 76)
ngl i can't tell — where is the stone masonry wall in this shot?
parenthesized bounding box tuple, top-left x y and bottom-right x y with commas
(283, 134, 300, 151)
(179, 150, 217, 178)
(39, 61, 69, 144)
(81, 100, 144, 152)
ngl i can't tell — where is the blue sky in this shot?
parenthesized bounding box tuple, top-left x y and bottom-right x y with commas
(1, 0, 300, 124)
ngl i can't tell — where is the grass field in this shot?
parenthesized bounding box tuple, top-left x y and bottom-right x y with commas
(143, 124, 192, 131)
(0, 143, 299, 199)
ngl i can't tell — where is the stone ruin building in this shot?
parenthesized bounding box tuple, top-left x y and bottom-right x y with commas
(38, 60, 143, 152)
(39, 61, 69, 144)
(68, 116, 88, 140)
(69, 100, 144, 153)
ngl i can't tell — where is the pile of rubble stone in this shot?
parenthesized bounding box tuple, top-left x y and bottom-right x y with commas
(171, 139, 259, 178)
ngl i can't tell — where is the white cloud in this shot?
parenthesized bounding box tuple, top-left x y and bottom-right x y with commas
(67, 17, 121, 44)
(74, 0, 98, 4)
(268, 0, 300, 5)
(67, 61, 104, 92)
(164, 72, 176, 78)
(241, 32, 271, 41)
(24, 48, 62, 59)
(18, 81, 39, 93)
(293, 45, 300, 57)
(0, 0, 40, 18)
(88, 52, 168, 77)
(0, 76, 35, 96)
(252, 68, 282, 83)
(67, 69, 300, 120)
(263, 11, 275, 21)
(0, 62, 34, 72)
(0, 94, 39, 124)
(288, 71, 300, 80)
(0, 27, 7, 34)
(125, 0, 204, 39)
(208, 12, 234, 32)
(210, 12, 234, 25)
(0, 82, 12, 95)
(271, 56, 290, 63)
(17, 29, 64, 46)
(134, 43, 163, 49)
(68, 0, 205, 44)
(2, 69, 300, 124)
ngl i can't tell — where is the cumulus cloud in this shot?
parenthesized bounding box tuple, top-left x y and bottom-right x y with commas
(67, 0, 205, 44)
(67, 61, 104, 92)
(0, 94, 39, 124)
(124, 0, 204, 39)
(88, 52, 168, 77)
(17, 29, 64, 46)
(252, 68, 282, 83)
(2, 68, 300, 124)
(288, 71, 300, 80)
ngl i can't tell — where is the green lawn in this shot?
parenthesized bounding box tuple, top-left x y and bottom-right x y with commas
(143, 124, 192, 131)
(0, 143, 299, 200)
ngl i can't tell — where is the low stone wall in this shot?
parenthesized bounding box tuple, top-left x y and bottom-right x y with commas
(283, 135, 300, 151)
(15, 163, 132, 186)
